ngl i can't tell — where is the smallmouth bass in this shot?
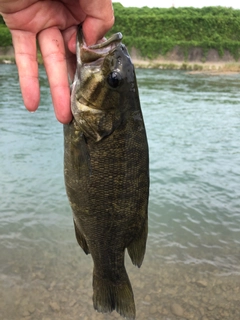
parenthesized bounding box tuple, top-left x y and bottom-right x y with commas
(64, 26, 149, 320)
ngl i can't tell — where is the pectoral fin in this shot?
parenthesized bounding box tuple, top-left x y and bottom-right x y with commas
(73, 103, 121, 142)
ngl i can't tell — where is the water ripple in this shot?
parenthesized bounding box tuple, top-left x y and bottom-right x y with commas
(1, 66, 240, 273)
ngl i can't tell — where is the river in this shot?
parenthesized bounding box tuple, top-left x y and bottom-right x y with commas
(0, 64, 240, 320)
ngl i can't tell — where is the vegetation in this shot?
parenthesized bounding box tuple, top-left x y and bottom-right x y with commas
(0, 14, 5, 25)
(0, 24, 11, 47)
(0, 14, 12, 47)
(2, 6, 240, 61)
(110, 3, 240, 60)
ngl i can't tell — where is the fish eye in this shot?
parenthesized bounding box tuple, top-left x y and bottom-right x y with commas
(107, 71, 122, 88)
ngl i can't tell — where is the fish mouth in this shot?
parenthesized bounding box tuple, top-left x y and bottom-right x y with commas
(88, 32, 123, 50)
(77, 26, 123, 64)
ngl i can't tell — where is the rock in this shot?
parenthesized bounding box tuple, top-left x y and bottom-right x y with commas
(21, 310, 30, 317)
(202, 297, 208, 304)
(49, 301, 60, 312)
(32, 272, 45, 280)
(149, 305, 157, 314)
(162, 308, 169, 315)
(48, 281, 56, 291)
(184, 312, 195, 319)
(69, 299, 77, 307)
(196, 280, 208, 288)
(28, 304, 35, 314)
(221, 285, 228, 291)
(144, 295, 151, 302)
(20, 298, 29, 307)
(15, 299, 21, 306)
(199, 307, 205, 316)
(171, 303, 184, 317)
(137, 281, 145, 289)
(214, 288, 221, 295)
(60, 296, 68, 303)
(207, 305, 215, 311)
(38, 273, 45, 280)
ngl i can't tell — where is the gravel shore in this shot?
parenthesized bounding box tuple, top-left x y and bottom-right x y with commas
(1, 242, 239, 320)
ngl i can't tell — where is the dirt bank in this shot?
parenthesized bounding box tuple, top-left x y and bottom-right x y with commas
(129, 46, 240, 72)
(0, 46, 15, 63)
(1, 46, 240, 73)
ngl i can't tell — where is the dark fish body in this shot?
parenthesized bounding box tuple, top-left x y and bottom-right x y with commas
(64, 28, 149, 320)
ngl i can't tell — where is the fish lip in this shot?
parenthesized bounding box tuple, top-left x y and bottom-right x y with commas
(88, 32, 123, 50)
(77, 26, 123, 63)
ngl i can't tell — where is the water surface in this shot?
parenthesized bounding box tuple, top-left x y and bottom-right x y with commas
(1, 65, 240, 320)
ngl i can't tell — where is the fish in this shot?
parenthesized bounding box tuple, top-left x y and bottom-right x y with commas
(64, 26, 149, 320)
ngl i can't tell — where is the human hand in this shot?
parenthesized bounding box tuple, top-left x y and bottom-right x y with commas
(0, 0, 114, 123)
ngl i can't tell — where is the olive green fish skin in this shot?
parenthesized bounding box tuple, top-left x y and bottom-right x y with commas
(64, 30, 149, 320)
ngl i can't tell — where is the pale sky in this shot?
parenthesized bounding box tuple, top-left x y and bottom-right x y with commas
(112, 0, 240, 9)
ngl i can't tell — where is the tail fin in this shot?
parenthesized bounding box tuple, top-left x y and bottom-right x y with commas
(92, 271, 136, 320)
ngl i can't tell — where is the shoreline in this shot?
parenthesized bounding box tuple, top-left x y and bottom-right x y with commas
(133, 59, 240, 73)
(1, 54, 240, 74)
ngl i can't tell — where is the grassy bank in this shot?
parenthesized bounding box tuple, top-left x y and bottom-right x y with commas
(2, 5, 240, 69)
(110, 4, 240, 61)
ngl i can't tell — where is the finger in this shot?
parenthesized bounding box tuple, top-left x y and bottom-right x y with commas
(38, 27, 72, 124)
(82, 15, 114, 46)
(11, 30, 40, 112)
(80, 0, 114, 45)
(62, 27, 77, 83)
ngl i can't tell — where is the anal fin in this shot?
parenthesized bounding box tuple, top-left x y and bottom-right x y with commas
(73, 220, 90, 254)
(127, 218, 148, 267)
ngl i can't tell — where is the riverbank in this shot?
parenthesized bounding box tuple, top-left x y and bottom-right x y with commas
(1, 46, 240, 73)
(130, 46, 240, 73)
(133, 59, 240, 73)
